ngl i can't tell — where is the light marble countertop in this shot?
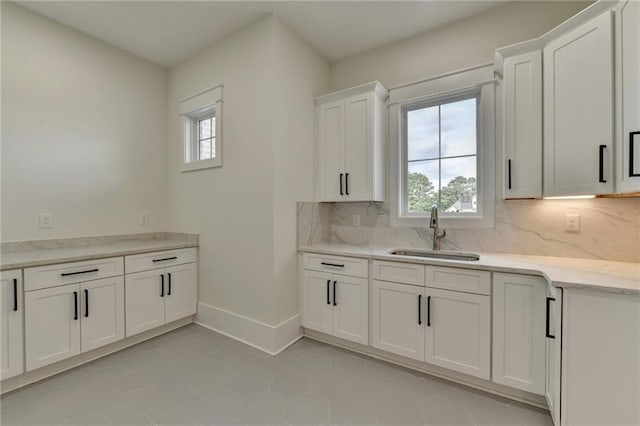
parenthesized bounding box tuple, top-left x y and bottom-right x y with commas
(1, 233, 198, 271)
(299, 243, 640, 295)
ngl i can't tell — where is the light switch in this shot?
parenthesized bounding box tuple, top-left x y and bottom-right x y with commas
(564, 213, 580, 233)
(353, 215, 360, 226)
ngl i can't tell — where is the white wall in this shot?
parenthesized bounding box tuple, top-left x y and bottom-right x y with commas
(167, 15, 329, 325)
(1, 3, 168, 242)
(330, 1, 592, 91)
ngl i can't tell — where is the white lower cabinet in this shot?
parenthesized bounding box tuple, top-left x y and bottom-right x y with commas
(125, 262, 197, 337)
(371, 280, 425, 361)
(25, 276, 125, 371)
(1, 270, 24, 380)
(545, 286, 562, 426)
(492, 273, 546, 394)
(301, 269, 368, 345)
(425, 288, 490, 380)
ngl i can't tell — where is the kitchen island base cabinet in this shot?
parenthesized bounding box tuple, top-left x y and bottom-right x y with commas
(1, 270, 23, 380)
(425, 288, 490, 380)
(561, 289, 640, 426)
(493, 273, 546, 395)
(125, 262, 197, 337)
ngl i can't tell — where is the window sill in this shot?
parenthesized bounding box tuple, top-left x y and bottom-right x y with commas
(181, 158, 222, 173)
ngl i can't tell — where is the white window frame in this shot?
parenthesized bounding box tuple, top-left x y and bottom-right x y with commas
(389, 65, 495, 229)
(180, 85, 223, 172)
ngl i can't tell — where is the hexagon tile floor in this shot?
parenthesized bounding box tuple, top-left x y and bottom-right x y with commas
(0, 324, 553, 425)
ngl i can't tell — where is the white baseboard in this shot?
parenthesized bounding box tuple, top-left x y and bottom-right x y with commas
(195, 302, 302, 356)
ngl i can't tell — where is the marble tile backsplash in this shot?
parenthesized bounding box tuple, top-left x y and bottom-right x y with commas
(298, 198, 640, 263)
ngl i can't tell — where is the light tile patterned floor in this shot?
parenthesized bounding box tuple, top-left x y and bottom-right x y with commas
(0, 324, 553, 425)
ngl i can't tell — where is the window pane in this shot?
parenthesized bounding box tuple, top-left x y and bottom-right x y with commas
(441, 98, 476, 157)
(199, 118, 212, 139)
(407, 160, 439, 213)
(211, 117, 216, 137)
(199, 139, 212, 160)
(407, 106, 439, 161)
(440, 156, 477, 213)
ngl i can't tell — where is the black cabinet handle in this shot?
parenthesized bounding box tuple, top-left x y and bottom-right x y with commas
(160, 275, 165, 297)
(507, 159, 512, 190)
(418, 294, 422, 325)
(320, 262, 344, 268)
(546, 297, 556, 339)
(13, 278, 18, 311)
(333, 281, 337, 306)
(339, 173, 344, 196)
(84, 289, 89, 318)
(153, 256, 177, 263)
(345, 173, 349, 195)
(427, 296, 431, 327)
(167, 273, 172, 296)
(599, 145, 607, 183)
(326, 280, 331, 305)
(630, 131, 640, 177)
(73, 291, 78, 320)
(61, 269, 98, 277)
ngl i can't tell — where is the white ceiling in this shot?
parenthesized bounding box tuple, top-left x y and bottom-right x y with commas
(17, 1, 504, 68)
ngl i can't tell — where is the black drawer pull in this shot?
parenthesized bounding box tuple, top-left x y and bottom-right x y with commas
(160, 275, 165, 297)
(320, 262, 344, 268)
(167, 273, 172, 296)
(326, 280, 331, 305)
(333, 281, 337, 306)
(13, 278, 18, 311)
(427, 296, 431, 327)
(61, 268, 98, 277)
(507, 159, 512, 190)
(153, 256, 178, 263)
(630, 131, 640, 177)
(84, 289, 89, 318)
(345, 173, 349, 195)
(73, 291, 78, 320)
(418, 294, 422, 325)
(546, 297, 556, 339)
(599, 145, 607, 183)
(339, 173, 344, 196)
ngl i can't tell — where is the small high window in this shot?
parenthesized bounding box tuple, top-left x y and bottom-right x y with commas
(180, 85, 223, 172)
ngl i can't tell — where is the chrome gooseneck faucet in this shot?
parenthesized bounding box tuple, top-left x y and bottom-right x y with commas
(429, 205, 446, 250)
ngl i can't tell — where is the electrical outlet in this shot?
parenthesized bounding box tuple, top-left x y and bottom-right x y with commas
(39, 213, 52, 229)
(353, 215, 360, 226)
(139, 211, 150, 225)
(564, 213, 580, 233)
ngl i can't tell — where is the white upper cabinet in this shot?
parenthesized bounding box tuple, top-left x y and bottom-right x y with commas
(501, 50, 542, 199)
(615, 0, 640, 193)
(1, 270, 23, 380)
(315, 82, 387, 202)
(543, 10, 614, 196)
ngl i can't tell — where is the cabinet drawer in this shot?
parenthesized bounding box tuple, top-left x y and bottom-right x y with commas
(24, 257, 124, 291)
(373, 261, 425, 286)
(125, 248, 197, 274)
(426, 266, 490, 295)
(302, 253, 368, 278)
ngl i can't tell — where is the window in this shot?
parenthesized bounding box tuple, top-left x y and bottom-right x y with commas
(389, 65, 495, 228)
(180, 85, 223, 172)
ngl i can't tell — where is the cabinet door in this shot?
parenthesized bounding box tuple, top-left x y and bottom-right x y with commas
(343, 93, 373, 201)
(81, 277, 124, 352)
(165, 263, 197, 323)
(371, 280, 425, 361)
(492, 273, 546, 394)
(1, 270, 23, 380)
(301, 270, 333, 335)
(543, 11, 614, 196)
(616, 0, 640, 193)
(317, 100, 344, 201)
(125, 269, 165, 337)
(25, 284, 81, 371)
(545, 287, 562, 426)
(503, 50, 542, 199)
(424, 288, 490, 379)
(561, 289, 640, 426)
(332, 275, 368, 345)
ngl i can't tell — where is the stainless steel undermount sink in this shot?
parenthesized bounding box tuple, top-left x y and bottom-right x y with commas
(388, 249, 480, 261)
